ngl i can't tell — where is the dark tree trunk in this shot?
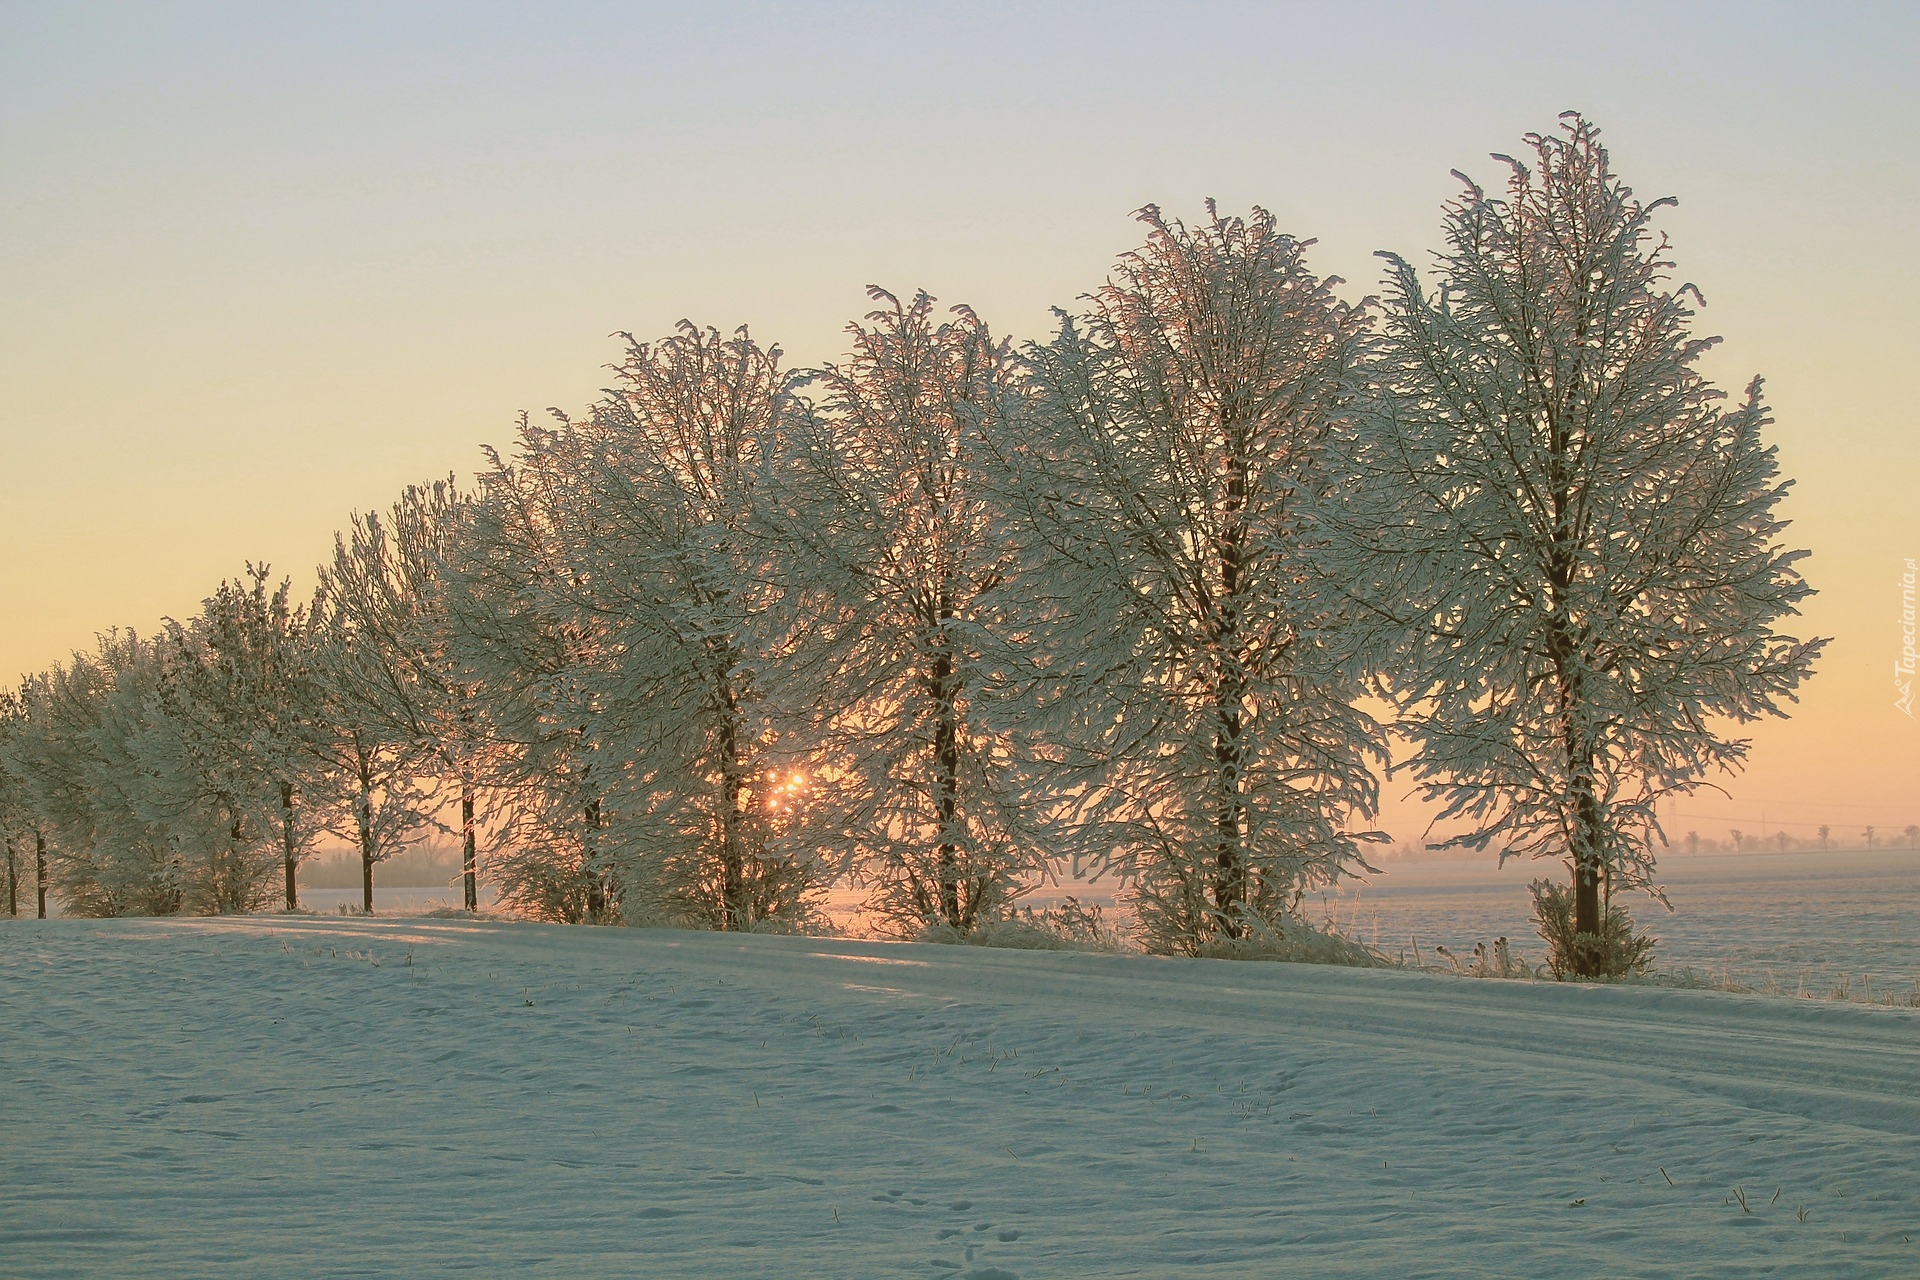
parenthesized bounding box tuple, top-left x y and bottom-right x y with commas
(932, 641, 964, 931)
(716, 695, 748, 932)
(357, 765, 376, 915)
(1209, 431, 1251, 942)
(462, 780, 477, 912)
(1571, 783, 1605, 947)
(583, 796, 605, 923)
(281, 781, 299, 912)
(228, 812, 248, 914)
(5, 838, 16, 917)
(1550, 638, 1606, 972)
(1212, 696, 1248, 938)
(1546, 450, 1605, 974)
(36, 829, 48, 919)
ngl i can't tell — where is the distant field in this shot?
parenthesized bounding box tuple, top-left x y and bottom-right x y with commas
(1305, 847, 1920, 992)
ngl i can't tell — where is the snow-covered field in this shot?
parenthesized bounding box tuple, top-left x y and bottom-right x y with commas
(1304, 848, 1920, 992)
(4, 918, 1917, 1277)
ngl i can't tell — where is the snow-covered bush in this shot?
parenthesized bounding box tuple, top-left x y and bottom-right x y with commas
(919, 896, 1130, 952)
(1189, 913, 1388, 968)
(1529, 878, 1654, 980)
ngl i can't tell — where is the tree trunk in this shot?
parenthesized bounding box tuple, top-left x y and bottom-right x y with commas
(1547, 543, 1605, 973)
(716, 691, 748, 932)
(1209, 432, 1251, 942)
(36, 829, 48, 919)
(281, 780, 299, 912)
(1571, 778, 1605, 951)
(5, 838, 16, 917)
(1212, 694, 1248, 939)
(228, 812, 248, 914)
(932, 642, 964, 931)
(583, 796, 605, 923)
(357, 762, 376, 915)
(462, 780, 477, 912)
(1540, 396, 1606, 970)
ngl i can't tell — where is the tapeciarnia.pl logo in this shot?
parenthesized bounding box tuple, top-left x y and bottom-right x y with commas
(1899, 558, 1917, 718)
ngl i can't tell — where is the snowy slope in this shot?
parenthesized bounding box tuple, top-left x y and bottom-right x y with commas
(2, 916, 1916, 1278)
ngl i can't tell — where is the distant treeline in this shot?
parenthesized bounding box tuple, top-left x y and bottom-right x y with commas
(300, 848, 464, 889)
(1671, 829, 1920, 856)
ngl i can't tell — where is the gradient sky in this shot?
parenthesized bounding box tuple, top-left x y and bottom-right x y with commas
(3, 0, 1916, 848)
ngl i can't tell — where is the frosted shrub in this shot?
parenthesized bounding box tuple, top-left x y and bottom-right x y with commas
(1191, 912, 1386, 968)
(489, 837, 624, 925)
(1530, 879, 1655, 980)
(920, 896, 1130, 952)
(1011, 897, 1130, 951)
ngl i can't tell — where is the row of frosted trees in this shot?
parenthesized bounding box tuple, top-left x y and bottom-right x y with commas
(0, 117, 1821, 972)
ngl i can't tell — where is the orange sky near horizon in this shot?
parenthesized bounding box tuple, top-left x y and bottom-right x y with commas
(2, 2, 1915, 848)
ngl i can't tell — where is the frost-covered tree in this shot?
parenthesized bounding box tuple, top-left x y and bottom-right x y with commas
(0, 675, 73, 919)
(314, 511, 450, 913)
(449, 418, 625, 922)
(559, 322, 822, 930)
(317, 481, 485, 911)
(4, 637, 184, 915)
(0, 691, 33, 916)
(392, 480, 491, 913)
(779, 289, 1040, 935)
(1016, 204, 1386, 953)
(152, 567, 323, 912)
(1, 583, 320, 918)
(450, 321, 824, 932)
(1339, 115, 1823, 975)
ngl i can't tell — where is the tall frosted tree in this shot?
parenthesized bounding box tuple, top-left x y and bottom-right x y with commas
(780, 290, 1040, 935)
(1017, 204, 1386, 953)
(451, 325, 821, 929)
(4, 637, 183, 916)
(450, 417, 620, 923)
(0, 691, 35, 916)
(314, 519, 447, 914)
(318, 481, 484, 911)
(152, 567, 322, 912)
(569, 322, 821, 930)
(1341, 115, 1823, 974)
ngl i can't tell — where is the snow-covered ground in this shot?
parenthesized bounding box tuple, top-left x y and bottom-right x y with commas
(3, 917, 1916, 1278)
(1303, 848, 1920, 992)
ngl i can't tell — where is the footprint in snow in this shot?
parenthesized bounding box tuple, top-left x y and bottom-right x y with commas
(923, 1200, 1021, 1278)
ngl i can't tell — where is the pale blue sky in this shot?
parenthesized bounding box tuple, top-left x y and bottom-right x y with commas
(4, 1, 1916, 836)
